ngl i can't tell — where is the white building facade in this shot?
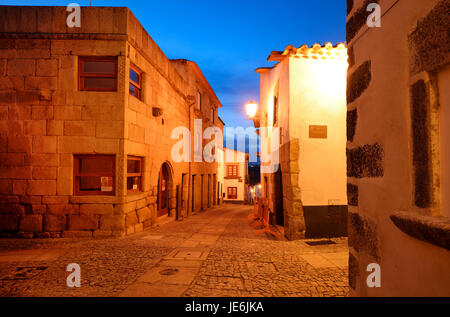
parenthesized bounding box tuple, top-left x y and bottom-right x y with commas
(255, 43, 348, 240)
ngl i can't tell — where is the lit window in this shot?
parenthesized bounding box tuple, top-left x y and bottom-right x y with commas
(78, 57, 118, 91)
(273, 95, 278, 125)
(127, 156, 143, 193)
(74, 155, 115, 195)
(227, 165, 238, 177)
(129, 65, 142, 100)
(227, 187, 237, 199)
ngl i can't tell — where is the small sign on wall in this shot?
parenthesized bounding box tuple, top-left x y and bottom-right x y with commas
(309, 125, 328, 139)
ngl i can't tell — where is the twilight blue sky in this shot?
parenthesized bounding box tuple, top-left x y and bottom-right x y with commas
(3, 0, 346, 130)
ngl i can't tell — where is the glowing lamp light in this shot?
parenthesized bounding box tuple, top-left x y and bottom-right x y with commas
(245, 101, 258, 119)
(258, 184, 262, 189)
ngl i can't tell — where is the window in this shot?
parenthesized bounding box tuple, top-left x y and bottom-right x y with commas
(129, 65, 142, 100)
(79, 56, 118, 91)
(227, 187, 237, 199)
(227, 165, 238, 177)
(197, 91, 202, 110)
(127, 156, 143, 193)
(211, 108, 215, 123)
(273, 95, 278, 125)
(74, 155, 115, 196)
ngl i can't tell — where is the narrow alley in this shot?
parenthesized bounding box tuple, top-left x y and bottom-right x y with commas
(0, 204, 349, 297)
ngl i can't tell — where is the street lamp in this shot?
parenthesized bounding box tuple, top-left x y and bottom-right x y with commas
(245, 101, 258, 119)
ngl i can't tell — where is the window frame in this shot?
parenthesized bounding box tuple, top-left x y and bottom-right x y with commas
(129, 64, 143, 100)
(227, 187, 238, 199)
(73, 154, 116, 196)
(273, 95, 279, 125)
(78, 56, 118, 92)
(127, 156, 143, 194)
(227, 164, 239, 178)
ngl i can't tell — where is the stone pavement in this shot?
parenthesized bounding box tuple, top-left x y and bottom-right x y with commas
(0, 204, 349, 297)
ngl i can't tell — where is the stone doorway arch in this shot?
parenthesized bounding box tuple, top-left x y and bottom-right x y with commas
(157, 162, 174, 217)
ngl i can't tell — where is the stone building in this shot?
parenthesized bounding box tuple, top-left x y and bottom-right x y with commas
(346, 0, 450, 296)
(0, 6, 223, 238)
(254, 43, 348, 240)
(223, 148, 249, 203)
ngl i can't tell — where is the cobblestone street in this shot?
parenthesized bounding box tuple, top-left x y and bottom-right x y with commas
(0, 204, 349, 297)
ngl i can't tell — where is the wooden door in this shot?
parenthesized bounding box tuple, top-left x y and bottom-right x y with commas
(157, 165, 169, 217)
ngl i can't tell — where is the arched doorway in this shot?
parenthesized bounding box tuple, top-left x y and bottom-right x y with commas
(157, 163, 171, 217)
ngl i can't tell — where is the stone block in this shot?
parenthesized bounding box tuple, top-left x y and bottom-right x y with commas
(0, 59, 6, 76)
(44, 214, 66, 232)
(348, 212, 379, 260)
(0, 195, 19, 204)
(31, 105, 53, 120)
(12, 180, 27, 195)
(24, 120, 46, 135)
(0, 166, 32, 179)
(47, 204, 77, 215)
(80, 204, 114, 215)
(68, 215, 97, 231)
(93, 230, 116, 238)
(9, 105, 31, 120)
(37, 59, 58, 77)
(114, 202, 136, 215)
(57, 167, 72, 195)
(47, 120, 64, 136)
(16, 90, 39, 105)
(32, 136, 57, 153)
(25, 153, 59, 167)
(64, 121, 96, 136)
(27, 180, 57, 196)
(0, 106, 7, 119)
(54, 106, 82, 121)
(7, 59, 35, 76)
(96, 121, 124, 139)
(0, 76, 24, 90)
(63, 231, 93, 238)
(136, 198, 148, 210)
(20, 195, 42, 205)
(25, 77, 57, 90)
(99, 214, 124, 231)
(57, 136, 96, 153)
(42, 196, 69, 204)
(32, 167, 57, 180)
(19, 215, 42, 232)
(347, 143, 384, 178)
(137, 206, 151, 223)
(0, 153, 25, 166)
(347, 183, 359, 207)
(0, 203, 25, 214)
(0, 214, 20, 231)
(0, 120, 23, 135)
(134, 223, 143, 234)
(7, 135, 32, 153)
(126, 212, 139, 228)
(126, 226, 135, 236)
(30, 204, 46, 214)
(347, 60, 371, 103)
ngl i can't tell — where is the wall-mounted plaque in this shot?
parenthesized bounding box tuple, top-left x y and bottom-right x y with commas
(309, 125, 328, 139)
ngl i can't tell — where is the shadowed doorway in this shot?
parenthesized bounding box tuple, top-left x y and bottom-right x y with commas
(157, 163, 171, 217)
